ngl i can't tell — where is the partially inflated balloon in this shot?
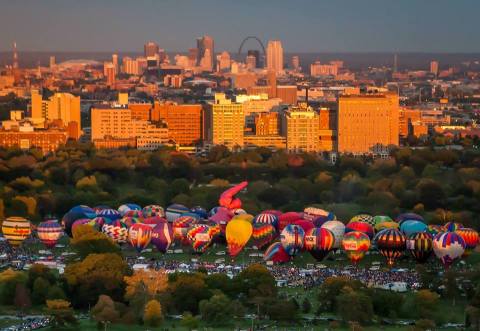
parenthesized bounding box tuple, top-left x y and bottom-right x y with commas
(351, 214, 375, 226)
(406, 232, 433, 263)
(400, 220, 428, 237)
(69, 205, 97, 218)
(219, 181, 248, 209)
(173, 216, 199, 245)
(226, 219, 253, 257)
(97, 208, 121, 222)
(427, 224, 445, 236)
(374, 221, 399, 232)
(72, 218, 100, 232)
(1, 217, 31, 247)
(143, 216, 167, 228)
(373, 215, 393, 227)
(342, 231, 370, 264)
(396, 213, 424, 225)
(37, 220, 63, 248)
(345, 221, 374, 239)
(304, 227, 335, 261)
(263, 242, 290, 263)
(118, 203, 141, 216)
(321, 220, 345, 249)
(433, 232, 466, 268)
(142, 205, 165, 218)
(278, 212, 302, 232)
(165, 204, 190, 222)
(62, 210, 95, 237)
(280, 224, 305, 256)
(375, 229, 406, 266)
(102, 220, 128, 243)
(251, 223, 277, 249)
(150, 223, 173, 253)
(303, 207, 334, 223)
(293, 219, 315, 234)
(120, 216, 141, 228)
(128, 223, 152, 253)
(455, 228, 479, 256)
(253, 213, 279, 229)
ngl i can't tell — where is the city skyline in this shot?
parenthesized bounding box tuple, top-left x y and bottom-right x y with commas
(1, 0, 479, 53)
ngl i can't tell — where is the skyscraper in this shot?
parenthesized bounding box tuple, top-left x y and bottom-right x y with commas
(144, 41, 159, 57)
(281, 105, 319, 153)
(112, 53, 119, 74)
(266, 40, 283, 74)
(49, 56, 56, 69)
(291, 56, 300, 71)
(197, 35, 215, 71)
(247, 50, 261, 68)
(430, 60, 439, 77)
(12, 42, 19, 69)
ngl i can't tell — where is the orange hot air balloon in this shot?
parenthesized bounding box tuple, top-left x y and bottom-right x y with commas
(341, 231, 371, 264)
(226, 218, 252, 257)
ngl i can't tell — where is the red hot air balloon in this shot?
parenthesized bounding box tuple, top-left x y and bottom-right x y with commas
(304, 227, 335, 261)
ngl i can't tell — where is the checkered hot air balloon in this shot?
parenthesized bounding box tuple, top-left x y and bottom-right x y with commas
(128, 223, 153, 253)
(351, 214, 375, 226)
(455, 228, 479, 256)
(304, 227, 335, 261)
(37, 220, 63, 248)
(1, 217, 31, 247)
(143, 205, 165, 218)
(102, 220, 128, 243)
(433, 232, 466, 268)
(374, 229, 406, 266)
(342, 231, 371, 264)
(280, 224, 305, 256)
(406, 232, 433, 263)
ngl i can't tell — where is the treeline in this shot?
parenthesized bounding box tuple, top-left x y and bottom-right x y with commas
(0, 142, 480, 230)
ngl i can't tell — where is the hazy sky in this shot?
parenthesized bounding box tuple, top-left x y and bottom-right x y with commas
(1, 0, 478, 53)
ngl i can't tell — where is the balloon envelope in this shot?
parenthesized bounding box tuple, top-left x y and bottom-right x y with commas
(165, 204, 190, 222)
(304, 227, 335, 261)
(1, 217, 31, 247)
(400, 220, 428, 237)
(102, 220, 128, 243)
(374, 229, 406, 266)
(280, 224, 305, 256)
(97, 208, 121, 222)
(251, 223, 277, 249)
(278, 212, 302, 232)
(345, 221, 374, 239)
(142, 205, 165, 218)
(226, 219, 253, 257)
(406, 232, 433, 263)
(263, 242, 290, 263)
(433, 232, 466, 268)
(351, 214, 375, 226)
(37, 220, 63, 248)
(342, 231, 371, 264)
(321, 220, 345, 249)
(455, 228, 479, 256)
(187, 224, 216, 254)
(150, 223, 173, 253)
(128, 223, 153, 253)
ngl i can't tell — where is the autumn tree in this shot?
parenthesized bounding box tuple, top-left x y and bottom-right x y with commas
(70, 225, 120, 258)
(91, 295, 120, 328)
(46, 299, 77, 328)
(143, 299, 163, 326)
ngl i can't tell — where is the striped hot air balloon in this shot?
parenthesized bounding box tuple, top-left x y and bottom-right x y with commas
(97, 208, 121, 221)
(2, 217, 31, 247)
(128, 223, 153, 253)
(251, 223, 277, 249)
(165, 204, 190, 222)
(444, 222, 463, 232)
(304, 227, 335, 261)
(406, 232, 433, 263)
(280, 224, 305, 256)
(253, 213, 279, 229)
(102, 220, 128, 243)
(433, 232, 466, 268)
(150, 223, 173, 253)
(455, 228, 479, 256)
(263, 242, 290, 263)
(37, 220, 63, 248)
(374, 229, 406, 266)
(118, 203, 141, 216)
(342, 231, 370, 264)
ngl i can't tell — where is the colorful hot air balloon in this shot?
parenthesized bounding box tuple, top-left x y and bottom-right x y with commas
(150, 223, 174, 253)
(190, 206, 208, 219)
(444, 222, 463, 232)
(187, 224, 216, 254)
(253, 213, 279, 229)
(406, 232, 433, 263)
(427, 224, 445, 236)
(173, 216, 199, 245)
(345, 221, 374, 239)
(118, 203, 142, 216)
(143, 216, 167, 228)
(128, 223, 153, 253)
(69, 205, 97, 218)
(219, 181, 248, 210)
(280, 224, 305, 256)
(396, 212, 424, 225)
(351, 214, 375, 226)
(342, 231, 371, 264)
(102, 220, 128, 243)
(262, 210, 283, 218)
(226, 218, 253, 257)
(62, 209, 95, 237)
(143, 205, 165, 218)
(124, 210, 144, 219)
(278, 212, 302, 232)
(303, 207, 335, 223)
(304, 227, 335, 261)
(120, 216, 141, 228)
(72, 218, 100, 233)
(373, 215, 393, 227)
(455, 228, 479, 256)
(263, 242, 290, 263)
(37, 220, 63, 248)
(321, 220, 345, 249)
(433, 232, 466, 268)
(374, 221, 399, 232)
(375, 229, 406, 266)
(400, 220, 428, 237)
(165, 204, 190, 222)
(251, 223, 277, 249)
(293, 219, 315, 234)
(1, 217, 31, 247)
(97, 208, 121, 222)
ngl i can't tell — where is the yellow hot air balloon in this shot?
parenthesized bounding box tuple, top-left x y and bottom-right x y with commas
(2, 216, 31, 247)
(232, 214, 254, 223)
(226, 218, 253, 257)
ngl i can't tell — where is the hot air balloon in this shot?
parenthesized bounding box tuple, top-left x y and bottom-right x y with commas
(304, 227, 335, 261)
(150, 223, 174, 253)
(263, 210, 283, 218)
(373, 215, 393, 227)
(143, 205, 165, 218)
(345, 221, 374, 239)
(321, 220, 345, 249)
(37, 220, 63, 248)
(280, 224, 305, 256)
(165, 204, 190, 222)
(400, 220, 428, 237)
(173, 216, 199, 245)
(253, 213, 279, 229)
(374, 221, 399, 232)
(232, 208, 247, 215)
(219, 181, 248, 210)
(1, 217, 31, 247)
(278, 212, 302, 232)
(124, 210, 144, 219)
(433, 232, 466, 268)
(406, 232, 433, 263)
(444, 222, 463, 232)
(143, 216, 167, 228)
(69, 205, 97, 218)
(263, 242, 291, 263)
(341, 231, 371, 264)
(427, 224, 445, 236)
(190, 206, 208, 219)
(293, 219, 315, 234)
(396, 212, 424, 225)
(120, 216, 141, 228)
(303, 207, 335, 223)
(374, 229, 406, 266)
(128, 223, 152, 253)
(62, 209, 95, 237)
(102, 220, 128, 243)
(455, 228, 479, 256)
(351, 214, 375, 226)
(251, 223, 277, 249)
(93, 205, 111, 212)
(97, 208, 121, 222)
(72, 218, 101, 232)
(187, 224, 216, 254)
(226, 218, 253, 257)
(233, 214, 254, 223)
(118, 203, 142, 216)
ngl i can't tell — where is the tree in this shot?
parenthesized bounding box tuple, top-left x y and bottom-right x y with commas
(233, 263, 276, 299)
(0, 268, 27, 305)
(124, 269, 168, 301)
(143, 299, 163, 327)
(302, 298, 312, 313)
(70, 225, 120, 258)
(14, 283, 31, 312)
(317, 276, 364, 313)
(91, 295, 120, 328)
(414, 290, 439, 319)
(181, 312, 199, 330)
(46, 285, 67, 300)
(412, 319, 436, 331)
(199, 293, 234, 325)
(265, 298, 299, 321)
(336, 287, 373, 325)
(46, 299, 77, 328)
(169, 273, 210, 314)
(31, 277, 50, 305)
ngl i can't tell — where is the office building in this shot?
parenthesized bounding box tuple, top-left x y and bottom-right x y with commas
(311, 61, 338, 76)
(254, 112, 279, 136)
(337, 93, 399, 154)
(104, 62, 116, 87)
(49, 56, 56, 69)
(291, 56, 300, 71)
(266, 40, 283, 74)
(144, 42, 159, 57)
(197, 35, 215, 71)
(282, 105, 319, 153)
(218, 51, 231, 71)
(247, 50, 261, 68)
(430, 60, 439, 76)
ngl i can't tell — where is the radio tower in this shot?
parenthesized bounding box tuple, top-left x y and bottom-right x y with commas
(13, 42, 19, 69)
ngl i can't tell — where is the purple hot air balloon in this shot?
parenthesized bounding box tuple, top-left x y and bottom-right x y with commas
(150, 223, 174, 253)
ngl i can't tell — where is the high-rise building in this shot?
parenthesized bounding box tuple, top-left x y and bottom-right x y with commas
(266, 40, 283, 74)
(12, 42, 19, 70)
(49, 56, 56, 69)
(112, 53, 119, 74)
(430, 60, 439, 76)
(247, 50, 261, 68)
(104, 62, 116, 87)
(246, 55, 256, 70)
(197, 35, 215, 70)
(205, 93, 244, 149)
(122, 57, 140, 75)
(218, 51, 231, 71)
(255, 112, 279, 136)
(188, 48, 198, 67)
(144, 41, 159, 57)
(291, 56, 300, 71)
(281, 105, 319, 153)
(152, 102, 203, 146)
(337, 93, 399, 154)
